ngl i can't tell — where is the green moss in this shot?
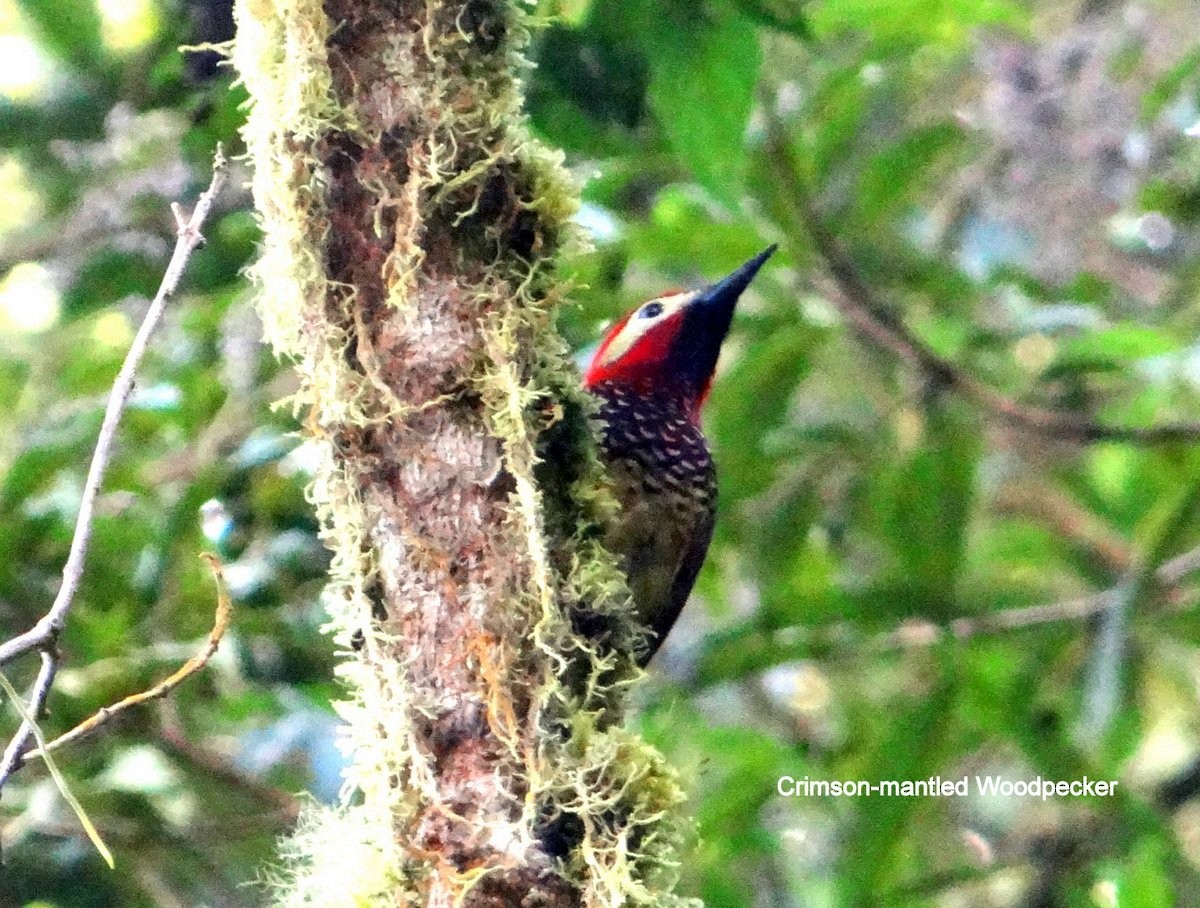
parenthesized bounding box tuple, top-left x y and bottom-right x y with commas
(233, 0, 695, 904)
(268, 803, 401, 906)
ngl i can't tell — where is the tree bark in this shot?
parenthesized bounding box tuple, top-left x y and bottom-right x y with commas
(232, 1, 694, 905)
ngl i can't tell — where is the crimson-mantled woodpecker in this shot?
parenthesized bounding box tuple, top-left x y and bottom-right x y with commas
(584, 247, 776, 663)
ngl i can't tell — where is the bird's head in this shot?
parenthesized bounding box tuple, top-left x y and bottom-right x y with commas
(584, 246, 776, 413)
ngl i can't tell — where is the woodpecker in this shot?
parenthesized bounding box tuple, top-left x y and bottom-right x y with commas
(584, 247, 776, 663)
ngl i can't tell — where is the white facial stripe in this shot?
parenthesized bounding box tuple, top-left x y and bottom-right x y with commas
(599, 291, 696, 368)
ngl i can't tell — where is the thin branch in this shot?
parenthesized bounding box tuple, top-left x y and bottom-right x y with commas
(697, 541, 1200, 687)
(19, 554, 231, 765)
(879, 591, 1117, 650)
(881, 539, 1200, 650)
(0, 149, 228, 795)
(0, 650, 57, 788)
(994, 480, 1130, 578)
(1158, 545, 1200, 585)
(0, 147, 228, 670)
(0, 669, 114, 867)
(761, 111, 1200, 445)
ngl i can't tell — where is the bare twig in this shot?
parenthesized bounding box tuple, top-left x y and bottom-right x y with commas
(0, 650, 57, 788)
(20, 555, 231, 765)
(0, 148, 228, 789)
(1158, 545, 1200, 585)
(994, 480, 1131, 578)
(0, 149, 226, 671)
(883, 537, 1200, 650)
(0, 670, 114, 867)
(0, 148, 228, 668)
(877, 591, 1117, 650)
(699, 540, 1200, 687)
(761, 111, 1200, 445)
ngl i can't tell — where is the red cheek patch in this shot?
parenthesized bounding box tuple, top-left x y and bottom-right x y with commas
(584, 313, 683, 388)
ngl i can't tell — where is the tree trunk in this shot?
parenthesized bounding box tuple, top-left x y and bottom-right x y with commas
(232, 1, 694, 905)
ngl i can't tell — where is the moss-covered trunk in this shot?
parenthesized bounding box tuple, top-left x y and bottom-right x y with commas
(232, 1, 693, 905)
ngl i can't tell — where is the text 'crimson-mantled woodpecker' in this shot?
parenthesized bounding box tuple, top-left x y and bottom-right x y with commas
(585, 246, 776, 664)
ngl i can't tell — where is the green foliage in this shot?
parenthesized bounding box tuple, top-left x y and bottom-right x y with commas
(15, 0, 108, 79)
(643, 3, 761, 206)
(872, 405, 979, 613)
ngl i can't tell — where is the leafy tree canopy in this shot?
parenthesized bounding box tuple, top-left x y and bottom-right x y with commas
(3, 0, 1200, 904)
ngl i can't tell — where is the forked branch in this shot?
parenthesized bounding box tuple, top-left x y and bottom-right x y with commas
(0, 148, 229, 792)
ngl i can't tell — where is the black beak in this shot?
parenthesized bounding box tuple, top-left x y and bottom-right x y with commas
(696, 245, 778, 315)
(687, 244, 776, 337)
(676, 245, 776, 392)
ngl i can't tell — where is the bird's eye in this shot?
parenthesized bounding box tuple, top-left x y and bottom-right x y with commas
(637, 301, 664, 320)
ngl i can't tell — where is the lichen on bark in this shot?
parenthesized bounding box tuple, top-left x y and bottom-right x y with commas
(231, 1, 695, 904)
